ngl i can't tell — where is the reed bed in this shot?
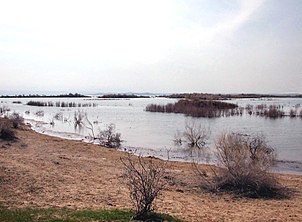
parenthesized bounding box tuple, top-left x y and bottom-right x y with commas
(146, 99, 238, 118)
(27, 101, 97, 108)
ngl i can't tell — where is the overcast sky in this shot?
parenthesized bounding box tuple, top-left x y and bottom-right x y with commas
(0, 0, 302, 94)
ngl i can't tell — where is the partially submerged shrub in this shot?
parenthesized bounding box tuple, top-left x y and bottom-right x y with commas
(35, 110, 44, 117)
(74, 110, 85, 127)
(121, 154, 167, 220)
(54, 112, 63, 121)
(98, 123, 121, 148)
(0, 106, 10, 116)
(183, 121, 209, 149)
(174, 121, 210, 160)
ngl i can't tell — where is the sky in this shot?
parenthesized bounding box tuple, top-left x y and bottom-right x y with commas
(0, 0, 302, 95)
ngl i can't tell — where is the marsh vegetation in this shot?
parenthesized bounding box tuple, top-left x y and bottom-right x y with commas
(27, 101, 97, 107)
(146, 99, 238, 118)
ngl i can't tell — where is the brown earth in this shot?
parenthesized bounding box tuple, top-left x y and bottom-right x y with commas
(0, 128, 302, 221)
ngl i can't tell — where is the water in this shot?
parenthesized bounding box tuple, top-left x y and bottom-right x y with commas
(1, 97, 302, 174)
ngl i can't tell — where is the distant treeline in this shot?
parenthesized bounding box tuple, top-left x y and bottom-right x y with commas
(163, 93, 302, 100)
(0, 93, 89, 98)
(146, 99, 238, 118)
(98, 94, 150, 99)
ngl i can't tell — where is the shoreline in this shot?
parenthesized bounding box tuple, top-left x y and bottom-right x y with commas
(1, 128, 302, 221)
(27, 120, 302, 176)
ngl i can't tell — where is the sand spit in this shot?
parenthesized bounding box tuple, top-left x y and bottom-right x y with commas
(0, 128, 302, 221)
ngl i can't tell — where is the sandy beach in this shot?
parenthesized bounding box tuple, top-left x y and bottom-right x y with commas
(0, 128, 302, 221)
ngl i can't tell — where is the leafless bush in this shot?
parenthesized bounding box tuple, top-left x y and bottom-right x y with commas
(74, 110, 85, 126)
(83, 114, 96, 140)
(183, 121, 210, 149)
(9, 112, 24, 129)
(35, 110, 44, 117)
(98, 123, 121, 148)
(120, 154, 167, 220)
(175, 121, 210, 162)
(54, 112, 63, 121)
(212, 132, 283, 198)
(0, 117, 16, 140)
(173, 130, 183, 146)
(0, 106, 10, 116)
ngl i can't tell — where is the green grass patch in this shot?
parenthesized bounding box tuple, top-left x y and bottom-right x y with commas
(0, 206, 182, 222)
(72, 209, 133, 221)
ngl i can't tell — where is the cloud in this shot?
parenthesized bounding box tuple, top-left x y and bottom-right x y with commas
(213, 0, 265, 35)
(188, 0, 266, 46)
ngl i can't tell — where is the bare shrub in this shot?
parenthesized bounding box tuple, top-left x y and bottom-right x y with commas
(173, 130, 183, 146)
(213, 132, 282, 198)
(74, 110, 85, 127)
(98, 123, 121, 148)
(183, 121, 209, 149)
(0, 106, 10, 116)
(121, 154, 167, 220)
(0, 117, 16, 140)
(83, 114, 96, 140)
(54, 112, 63, 121)
(175, 121, 210, 163)
(9, 112, 24, 129)
(35, 110, 44, 117)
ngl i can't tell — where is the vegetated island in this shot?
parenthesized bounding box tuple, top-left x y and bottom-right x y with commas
(146, 99, 238, 118)
(0, 93, 89, 98)
(162, 93, 302, 100)
(147, 93, 302, 118)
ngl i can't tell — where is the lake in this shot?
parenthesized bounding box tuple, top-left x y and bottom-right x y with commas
(1, 97, 302, 174)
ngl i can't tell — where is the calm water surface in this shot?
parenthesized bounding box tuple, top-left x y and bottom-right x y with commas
(1, 97, 302, 174)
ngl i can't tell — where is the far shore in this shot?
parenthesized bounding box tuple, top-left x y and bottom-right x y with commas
(1, 127, 302, 221)
(1, 92, 302, 99)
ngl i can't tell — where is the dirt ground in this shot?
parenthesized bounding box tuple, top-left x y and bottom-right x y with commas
(0, 128, 302, 221)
